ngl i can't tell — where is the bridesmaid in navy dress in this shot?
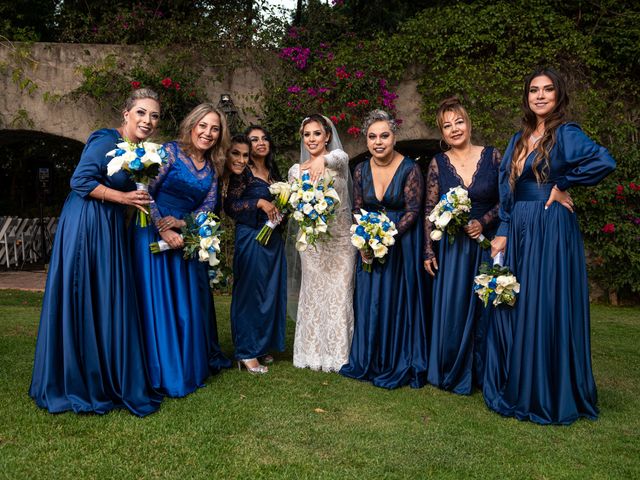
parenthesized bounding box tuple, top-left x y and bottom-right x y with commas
(132, 103, 232, 397)
(340, 110, 429, 389)
(224, 126, 286, 374)
(29, 89, 163, 416)
(424, 98, 501, 395)
(485, 68, 616, 424)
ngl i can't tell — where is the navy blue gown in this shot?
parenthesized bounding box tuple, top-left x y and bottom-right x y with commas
(224, 167, 286, 360)
(483, 123, 616, 424)
(132, 141, 231, 397)
(29, 129, 162, 416)
(339, 158, 429, 389)
(424, 147, 501, 394)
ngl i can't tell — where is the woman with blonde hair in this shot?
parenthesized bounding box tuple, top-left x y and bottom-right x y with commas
(132, 103, 232, 397)
(30, 88, 163, 416)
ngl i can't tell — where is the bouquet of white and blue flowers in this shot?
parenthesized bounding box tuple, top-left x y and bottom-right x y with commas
(255, 181, 290, 246)
(427, 185, 490, 248)
(106, 140, 168, 227)
(473, 253, 520, 307)
(150, 211, 223, 270)
(288, 170, 341, 251)
(350, 209, 398, 272)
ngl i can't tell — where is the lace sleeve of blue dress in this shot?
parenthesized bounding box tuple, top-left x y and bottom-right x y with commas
(351, 161, 365, 216)
(423, 157, 440, 260)
(70, 129, 116, 198)
(148, 141, 177, 227)
(554, 123, 616, 191)
(396, 162, 424, 238)
(478, 147, 502, 230)
(224, 168, 259, 224)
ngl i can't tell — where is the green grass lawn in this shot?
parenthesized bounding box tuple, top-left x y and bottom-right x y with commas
(1, 290, 639, 479)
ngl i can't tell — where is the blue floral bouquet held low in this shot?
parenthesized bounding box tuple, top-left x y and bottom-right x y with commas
(255, 181, 291, 245)
(149, 212, 224, 279)
(106, 140, 168, 227)
(473, 252, 520, 307)
(288, 170, 341, 251)
(350, 209, 398, 273)
(428, 185, 490, 249)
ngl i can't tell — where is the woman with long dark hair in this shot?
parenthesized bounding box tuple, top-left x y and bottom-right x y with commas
(484, 68, 616, 424)
(224, 125, 286, 374)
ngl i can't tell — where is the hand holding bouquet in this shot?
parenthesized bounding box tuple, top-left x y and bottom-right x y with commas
(106, 140, 168, 227)
(255, 182, 291, 245)
(289, 169, 341, 251)
(473, 253, 520, 307)
(350, 209, 397, 272)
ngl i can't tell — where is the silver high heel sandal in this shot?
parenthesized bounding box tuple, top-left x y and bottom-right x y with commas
(237, 359, 268, 375)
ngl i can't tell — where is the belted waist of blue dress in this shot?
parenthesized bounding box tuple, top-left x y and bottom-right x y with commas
(514, 181, 553, 202)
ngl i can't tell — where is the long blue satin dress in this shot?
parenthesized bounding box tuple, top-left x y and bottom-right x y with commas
(224, 167, 286, 360)
(29, 128, 162, 416)
(132, 141, 231, 397)
(339, 158, 429, 389)
(424, 147, 501, 394)
(483, 123, 616, 424)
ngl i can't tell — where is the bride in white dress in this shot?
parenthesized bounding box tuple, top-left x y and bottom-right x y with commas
(287, 114, 356, 372)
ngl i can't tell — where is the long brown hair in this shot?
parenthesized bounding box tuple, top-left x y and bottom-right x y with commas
(178, 103, 230, 177)
(509, 68, 569, 190)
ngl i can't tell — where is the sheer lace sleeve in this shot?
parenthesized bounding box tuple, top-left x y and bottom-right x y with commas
(478, 147, 501, 230)
(423, 157, 440, 260)
(325, 149, 349, 178)
(148, 141, 177, 226)
(193, 167, 218, 216)
(288, 163, 300, 182)
(223, 168, 259, 225)
(396, 162, 424, 237)
(351, 161, 364, 216)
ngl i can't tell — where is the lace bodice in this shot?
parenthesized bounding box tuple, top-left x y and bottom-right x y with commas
(224, 167, 274, 228)
(423, 147, 501, 260)
(148, 141, 217, 225)
(352, 157, 424, 237)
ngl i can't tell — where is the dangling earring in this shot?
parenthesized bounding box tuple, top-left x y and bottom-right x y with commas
(439, 138, 450, 151)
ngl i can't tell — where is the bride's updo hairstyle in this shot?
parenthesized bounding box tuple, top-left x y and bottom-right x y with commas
(300, 114, 333, 143)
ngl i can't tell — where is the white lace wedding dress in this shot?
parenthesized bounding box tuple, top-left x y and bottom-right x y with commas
(289, 149, 355, 372)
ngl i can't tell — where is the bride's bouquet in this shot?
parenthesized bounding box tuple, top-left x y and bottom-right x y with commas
(255, 182, 291, 245)
(106, 140, 168, 227)
(149, 211, 222, 270)
(473, 253, 520, 307)
(427, 186, 490, 248)
(350, 209, 397, 272)
(288, 170, 341, 251)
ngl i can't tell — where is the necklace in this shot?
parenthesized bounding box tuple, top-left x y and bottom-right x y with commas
(372, 154, 394, 167)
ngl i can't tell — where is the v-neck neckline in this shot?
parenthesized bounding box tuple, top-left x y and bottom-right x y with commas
(369, 156, 406, 203)
(443, 146, 486, 190)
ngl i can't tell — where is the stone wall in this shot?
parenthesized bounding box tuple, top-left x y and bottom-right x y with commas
(0, 42, 439, 151)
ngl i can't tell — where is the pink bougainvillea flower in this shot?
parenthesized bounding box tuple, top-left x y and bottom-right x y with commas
(601, 223, 615, 234)
(346, 101, 357, 108)
(347, 126, 361, 137)
(616, 184, 624, 195)
(287, 85, 302, 94)
(330, 115, 339, 124)
(130, 81, 141, 89)
(340, 112, 346, 120)
(174, 82, 181, 90)
(630, 182, 640, 191)
(590, 199, 598, 205)
(355, 70, 365, 79)
(161, 77, 172, 88)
